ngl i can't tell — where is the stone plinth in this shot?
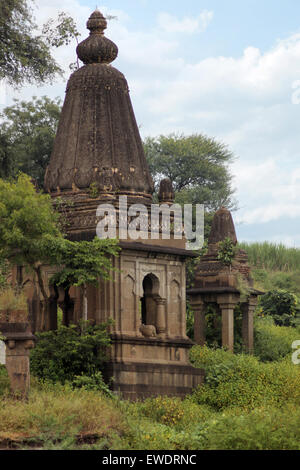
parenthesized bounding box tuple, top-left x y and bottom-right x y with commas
(0, 322, 35, 398)
(105, 335, 204, 400)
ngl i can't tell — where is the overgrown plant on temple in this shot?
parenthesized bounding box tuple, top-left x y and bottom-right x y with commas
(0, 174, 119, 330)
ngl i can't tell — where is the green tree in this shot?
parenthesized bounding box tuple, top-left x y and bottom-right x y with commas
(0, 96, 62, 185)
(144, 133, 237, 212)
(0, 173, 119, 329)
(0, 1, 80, 87)
(258, 289, 300, 327)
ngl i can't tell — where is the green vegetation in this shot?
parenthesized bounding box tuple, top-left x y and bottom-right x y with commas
(0, 380, 124, 449)
(0, 1, 80, 87)
(254, 317, 300, 362)
(30, 322, 112, 386)
(1, 224, 300, 449)
(0, 174, 119, 328)
(144, 133, 236, 211)
(217, 237, 237, 266)
(2, 325, 300, 450)
(0, 97, 62, 185)
(239, 241, 300, 273)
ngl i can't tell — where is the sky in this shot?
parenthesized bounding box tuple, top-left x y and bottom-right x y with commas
(2, 0, 300, 246)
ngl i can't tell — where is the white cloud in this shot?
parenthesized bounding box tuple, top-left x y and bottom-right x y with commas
(157, 10, 214, 34)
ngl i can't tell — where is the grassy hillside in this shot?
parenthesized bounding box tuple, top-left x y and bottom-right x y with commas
(239, 242, 300, 295)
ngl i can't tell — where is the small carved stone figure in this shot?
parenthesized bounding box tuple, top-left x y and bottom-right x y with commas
(139, 324, 157, 337)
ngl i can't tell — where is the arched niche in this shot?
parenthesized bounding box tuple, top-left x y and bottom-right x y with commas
(141, 273, 160, 326)
(123, 274, 136, 332)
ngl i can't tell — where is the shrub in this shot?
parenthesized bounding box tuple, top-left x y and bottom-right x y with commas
(137, 396, 185, 427)
(254, 317, 300, 362)
(197, 405, 300, 450)
(217, 237, 236, 266)
(190, 345, 300, 410)
(258, 289, 300, 327)
(30, 321, 112, 384)
(0, 365, 9, 396)
(70, 372, 114, 398)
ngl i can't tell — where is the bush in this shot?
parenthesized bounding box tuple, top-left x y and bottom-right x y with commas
(254, 317, 300, 362)
(30, 321, 112, 384)
(136, 396, 185, 427)
(70, 372, 114, 398)
(258, 289, 300, 326)
(196, 405, 300, 450)
(190, 345, 300, 410)
(0, 365, 9, 396)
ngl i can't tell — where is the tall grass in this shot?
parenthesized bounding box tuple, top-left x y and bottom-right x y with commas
(239, 242, 300, 272)
(0, 380, 124, 449)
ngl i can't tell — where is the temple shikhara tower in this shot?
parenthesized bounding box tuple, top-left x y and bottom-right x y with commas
(41, 9, 203, 398)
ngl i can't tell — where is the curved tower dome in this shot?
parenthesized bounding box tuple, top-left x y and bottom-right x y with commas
(208, 206, 237, 245)
(44, 9, 153, 204)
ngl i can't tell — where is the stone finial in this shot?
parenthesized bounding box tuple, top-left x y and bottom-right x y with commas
(76, 9, 118, 64)
(208, 206, 237, 245)
(158, 178, 175, 204)
(87, 8, 107, 33)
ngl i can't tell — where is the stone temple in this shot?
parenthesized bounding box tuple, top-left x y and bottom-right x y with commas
(3, 9, 260, 399)
(37, 9, 203, 399)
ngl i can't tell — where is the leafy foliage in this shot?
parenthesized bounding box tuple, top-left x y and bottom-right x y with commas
(42, 12, 81, 49)
(0, 173, 61, 268)
(0, 258, 9, 291)
(30, 321, 113, 384)
(0, 365, 10, 396)
(144, 133, 236, 212)
(0, 174, 119, 303)
(254, 317, 300, 362)
(217, 237, 236, 266)
(0, 97, 62, 186)
(190, 345, 300, 410)
(0, 1, 79, 87)
(70, 372, 114, 398)
(258, 289, 300, 327)
(137, 396, 185, 427)
(0, 0, 61, 86)
(44, 236, 120, 290)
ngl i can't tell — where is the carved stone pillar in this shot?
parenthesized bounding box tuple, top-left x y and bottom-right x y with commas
(191, 300, 206, 346)
(156, 298, 167, 337)
(0, 322, 36, 398)
(218, 302, 236, 352)
(242, 296, 257, 353)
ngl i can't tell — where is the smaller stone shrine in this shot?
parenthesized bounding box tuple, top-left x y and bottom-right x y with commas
(187, 207, 263, 352)
(0, 311, 36, 398)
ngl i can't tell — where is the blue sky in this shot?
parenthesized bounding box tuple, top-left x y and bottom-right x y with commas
(2, 0, 300, 247)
